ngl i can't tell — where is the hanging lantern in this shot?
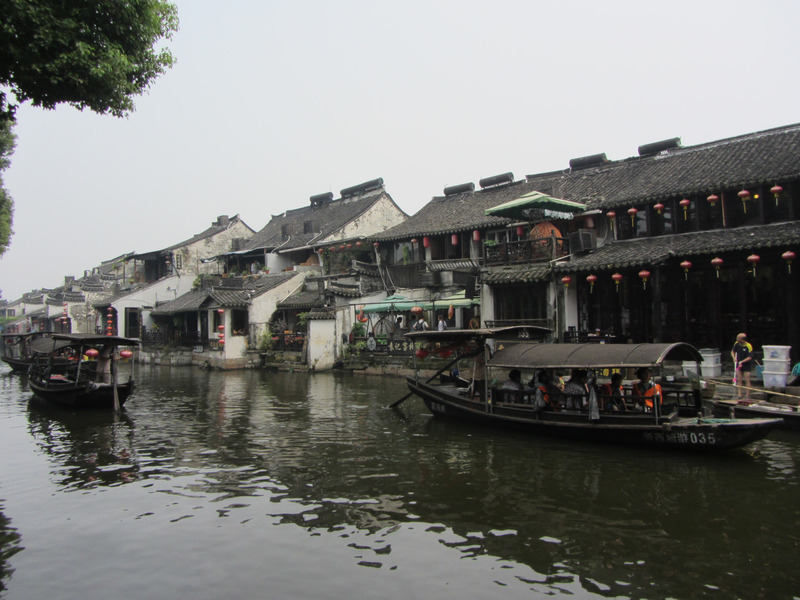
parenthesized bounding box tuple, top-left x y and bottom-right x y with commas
(516, 225, 525, 237)
(217, 324, 225, 331)
(329, 246, 336, 252)
(638, 270, 651, 290)
(747, 254, 760, 277)
(339, 244, 346, 250)
(782, 250, 795, 273)
(410, 238, 417, 244)
(218, 338, 225, 346)
(373, 242, 379, 248)
(448, 304, 454, 319)
(217, 308, 225, 314)
(611, 272, 623, 292)
(586, 274, 597, 293)
(438, 348, 453, 359)
(654, 202, 664, 215)
(711, 257, 724, 278)
(473, 229, 480, 242)
(346, 243, 352, 249)
(628, 207, 638, 227)
(85, 348, 99, 359)
(355, 241, 363, 247)
(451, 234, 459, 246)
(415, 348, 429, 359)
(411, 306, 423, 314)
(680, 260, 692, 281)
(707, 194, 719, 207)
(120, 350, 133, 359)
(316, 248, 323, 254)
(679, 198, 691, 219)
(423, 236, 430, 248)
(560, 275, 572, 288)
(771, 185, 783, 206)
(738, 189, 751, 214)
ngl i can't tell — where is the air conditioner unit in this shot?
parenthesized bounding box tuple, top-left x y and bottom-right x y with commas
(569, 229, 597, 254)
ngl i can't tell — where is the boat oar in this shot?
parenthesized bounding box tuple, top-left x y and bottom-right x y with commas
(111, 352, 120, 412)
(389, 354, 463, 408)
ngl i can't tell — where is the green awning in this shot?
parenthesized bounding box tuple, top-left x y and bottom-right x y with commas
(360, 295, 430, 314)
(485, 190, 586, 219)
(431, 291, 479, 308)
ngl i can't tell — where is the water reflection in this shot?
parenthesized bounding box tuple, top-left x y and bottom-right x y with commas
(0, 506, 23, 593)
(3, 365, 800, 598)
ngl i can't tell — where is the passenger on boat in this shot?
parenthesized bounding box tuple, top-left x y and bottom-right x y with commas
(632, 367, 662, 412)
(96, 346, 111, 384)
(501, 369, 525, 402)
(562, 369, 589, 410)
(600, 373, 627, 411)
(533, 369, 561, 410)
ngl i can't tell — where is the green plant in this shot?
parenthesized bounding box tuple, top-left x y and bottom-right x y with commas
(483, 239, 499, 247)
(297, 312, 310, 328)
(403, 245, 411, 264)
(351, 321, 366, 337)
(259, 331, 273, 352)
(354, 341, 367, 353)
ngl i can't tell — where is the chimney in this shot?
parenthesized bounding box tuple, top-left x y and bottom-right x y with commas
(216, 215, 230, 227)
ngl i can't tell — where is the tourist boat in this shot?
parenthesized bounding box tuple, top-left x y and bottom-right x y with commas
(403, 331, 781, 451)
(28, 333, 139, 410)
(1, 332, 70, 373)
(713, 398, 800, 431)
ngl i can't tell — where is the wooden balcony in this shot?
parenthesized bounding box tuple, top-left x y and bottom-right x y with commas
(484, 237, 568, 266)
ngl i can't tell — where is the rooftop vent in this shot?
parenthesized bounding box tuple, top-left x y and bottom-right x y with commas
(569, 153, 608, 170)
(310, 192, 334, 207)
(443, 182, 475, 196)
(479, 172, 514, 189)
(638, 137, 681, 156)
(215, 215, 230, 227)
(340, 177, 384, 198)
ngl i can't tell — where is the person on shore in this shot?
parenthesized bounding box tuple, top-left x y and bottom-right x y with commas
(633, 367, 662, 413)
(731, 332, 753, 399)
(437, 315, 447, 331)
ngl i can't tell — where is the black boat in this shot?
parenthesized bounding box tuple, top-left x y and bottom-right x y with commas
(28, 333, 139, 410)
(713, 397, 800, 431)
(403, 330, 780, 451)
(1, 332, 71, 373)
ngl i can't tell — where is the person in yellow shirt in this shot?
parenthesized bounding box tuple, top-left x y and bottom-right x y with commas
(731, 333, 753, 399)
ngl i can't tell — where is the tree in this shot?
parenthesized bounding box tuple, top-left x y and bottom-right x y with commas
(0, 120, 14, 255)
(0, 0, 179, 122)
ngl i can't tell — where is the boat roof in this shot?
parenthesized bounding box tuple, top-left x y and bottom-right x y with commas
(47, 333, 140, 347)
(405, 325, 551, 344)
(489, 342, 702, 369)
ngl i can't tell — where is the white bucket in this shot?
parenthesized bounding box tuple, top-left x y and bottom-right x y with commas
(701, 364, 722, 378)
(762, 371, 788, 388)
(762, 358, 791, 373)
(699, 350, 721, 366)
(763, 345, 791, 360)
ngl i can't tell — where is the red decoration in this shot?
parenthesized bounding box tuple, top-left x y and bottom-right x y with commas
(747, 254, 760, 277)
(771, 185, 783, 206)
(606, 211, 616, 232)
(218, 324, 225, 331)
(707, 194, 719, 207)
(473, 229, 480, 242)
(680, 260, 692, 281)
(373, 242, 379, 248)
(738, 189, 751, 214)
(415, 348, 429, 359)
(586, 274, 597, 293)
(356, 241, 362, 247)
(329, 246, 336, 252)
(654, 202, 664, 214)
(560, 275, 572, 288)
(411, 306, 423, 314)
(448, 305, 454, 319)
(85, 348, 99, 359)
(638, 270, 651, 290)
(679, 198, 691, 220)
(339, 244, 346, 250)
(422, 237, 430, 248)
(516, 225, 525, 237)
(711, 257, 724, 278)
(410, 238, 417, 244)
(316, 248, 323, 254)
(217, 308, 225, 314)
(218, 339, 225, 346)
(611, 272, 623, 292)
(451, 234, 459, 246)
(628, 207, 638, 227)
(782, 250, 795, 273)
(438, 349, 453, 359)
(346, 243, 352, 249)
(120, 350, 133, 359)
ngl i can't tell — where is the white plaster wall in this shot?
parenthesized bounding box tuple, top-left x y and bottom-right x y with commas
(175, 220, 254, 277)
(308, 319, 337, 370)
(248, 273, 308, 344)
(328, 195, 407, 242)
(112, 275, 194, 333)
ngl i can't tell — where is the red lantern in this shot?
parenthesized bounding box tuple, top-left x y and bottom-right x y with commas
(638, 270, 651, 290)
(411, 306, 423, 314)
(373, 242, 379, 248)
(218, 338, 225, 346)
(628, 207, 638, 227)
(448, 304, 454, 319)
(218, 324, 225, 331)
(316, 248, 323, 254)
(711, 257, 724, 278)
(473, 229, 480, 242)
(586, 274, 597, 293)
(85, 348, 99, 359)
(611, 272, 623, 292)
(654, 202, 664, 214)
(606, 211, 616, 232)
(422, 237, 430, 248)
(516, 225, 525, 237)
(747, 254, 760, 277)
(410, 238, 417, 244)
(120, 350, 133, 359)
(217, 308, 225, 314)
(415, 348, 429, 359)
(679, 198, 691, 220)
(738, 189, 750, 214)
(782, 250, 795, 273)
(771, 185, 783, 206)
(346, 243, 352, 249)
(707, 194, 719, 207)
(355, 241, 362, 247)
(438, 349, 453, 359)
(680, 260, 692, 281)
(451, 234, 459, 246)
(339, 244, 345, 250)
(560, 275, 572, 288)
(329, 245, 336, 252)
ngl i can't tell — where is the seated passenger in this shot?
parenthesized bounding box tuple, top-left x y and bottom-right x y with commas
(633, 367, 662, 413)
(533, 369, 562, 410)
(562, 369, 589, 411)
(501, 369, 525, 403)
(601, 373, 627, 411)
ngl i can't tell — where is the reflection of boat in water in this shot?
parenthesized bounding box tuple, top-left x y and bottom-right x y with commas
(28, 334, 139, 410)
(403, 330, 781, 452)
(713, 398, 800, 430)
(1, 332, 72, 374)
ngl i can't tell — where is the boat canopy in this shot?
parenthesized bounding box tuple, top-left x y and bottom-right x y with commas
(489, 342, 702, 370)
(47, 333, 140, 347)
(361, 292, 479, 314)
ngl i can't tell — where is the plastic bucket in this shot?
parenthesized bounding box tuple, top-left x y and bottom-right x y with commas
(701, 364, 722, 377)
(699, 349, 721, 366)
(763, 345, 791, 360)
(763, 358, 791, 373)
(762, 371, 788, 388)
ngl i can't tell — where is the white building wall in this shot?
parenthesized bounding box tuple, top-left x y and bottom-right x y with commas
(112, 275, 194, 335)
(327, 195, 407, 242)
(174, 220, 254, 277)
(249, 273, 308, 339)
(308, 319, 337, 370)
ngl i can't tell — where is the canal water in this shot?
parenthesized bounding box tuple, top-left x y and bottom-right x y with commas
(0, 363, 798, 599)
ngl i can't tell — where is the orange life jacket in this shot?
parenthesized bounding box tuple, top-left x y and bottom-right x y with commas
(601, 383, 623, 409)
(633, 382, 662, 409)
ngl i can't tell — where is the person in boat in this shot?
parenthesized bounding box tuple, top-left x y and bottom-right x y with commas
(601, 372, 627, 411)
(95, 346, 112, 384)
(562, 369, 589, 410)
(632, 367, 662, 413)
(501, 369, 525, 402)
(731, 332, 753, 400)
(532, 369, 561, 410)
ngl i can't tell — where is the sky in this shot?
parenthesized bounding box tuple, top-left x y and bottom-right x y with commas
(2, 0, 800, 301)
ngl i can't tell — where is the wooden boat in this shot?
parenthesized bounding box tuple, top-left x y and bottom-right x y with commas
(713, 398, 800, 431)
(403, 331, 781, 451)
(28, 333, 139, 410)
(1, 332, 72, 373)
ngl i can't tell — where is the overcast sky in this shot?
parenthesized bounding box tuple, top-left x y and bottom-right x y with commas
(2, 0, 799, 301)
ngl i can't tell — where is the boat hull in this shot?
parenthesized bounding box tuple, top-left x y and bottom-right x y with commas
(29, 377, 134, 409)
(713, 399, 800, 431)
(408, 378, 779, 451)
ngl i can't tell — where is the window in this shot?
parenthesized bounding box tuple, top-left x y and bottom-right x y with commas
(231, 309, 248, 335)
